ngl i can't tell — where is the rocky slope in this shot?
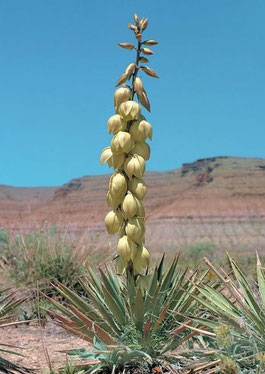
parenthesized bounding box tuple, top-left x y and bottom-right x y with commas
(1, 156, 265, 253)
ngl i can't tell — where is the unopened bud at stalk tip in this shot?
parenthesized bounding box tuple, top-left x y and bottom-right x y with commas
(118, 42, 135, 50)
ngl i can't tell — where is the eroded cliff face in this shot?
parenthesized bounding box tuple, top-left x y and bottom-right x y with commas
(1, 156, 265, 252)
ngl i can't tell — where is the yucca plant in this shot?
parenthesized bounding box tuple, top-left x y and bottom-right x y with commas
(0, 289, 32, 374)
(48, 255, 211, 372)
(191, 253, 265, 372)
(47, 13, 216, 374)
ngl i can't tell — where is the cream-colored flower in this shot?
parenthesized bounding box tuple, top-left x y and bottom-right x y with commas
(121, 192, 139, 219)
(141, 245, 150, 266)
(129, 119, 152, 141)
(109, 172, 127, 195)
(107, 114, 127, 134)
(134, 234, 145, 246)
(106, 191, 124, 209)
(118, 101, 141, 120)
(117, 235, 136, 262)
(132, 245, 150, 273)
(125, 217, 145, 241)
(111, 131, 134, 154)
(104, 210, 124, 234)
(114, 87, 131, 109)
(109, 172, 127, 197)
(136, 198, 145, 219)
(131, 141, 150, 160)
(111, 153, 126, 169)
(128, 177, 147, 200)
(100, 147, 113, 167)
(124, 154, 145, 180)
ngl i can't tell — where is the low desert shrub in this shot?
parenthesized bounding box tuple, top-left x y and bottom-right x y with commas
(193, 253, 265, 372)
(182, 241, 218, 268)
(0, 227, 108, 320)
(0, 229, 9, 245)
(48, 362, 85, 374)
(1, 229, 86, 293)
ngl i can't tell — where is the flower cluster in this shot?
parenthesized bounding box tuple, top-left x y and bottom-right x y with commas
(100, 14, 158, 275)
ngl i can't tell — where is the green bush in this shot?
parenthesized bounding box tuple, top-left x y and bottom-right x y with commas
(0, 228, 107, 321)
(0, 229, 9, 245)
(182, 241, 218, 267)
(1, 229, 86, 293)
(194, 253, 265, 372)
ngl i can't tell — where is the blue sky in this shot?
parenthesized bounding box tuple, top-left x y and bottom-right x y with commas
(0, 0, 264, 186)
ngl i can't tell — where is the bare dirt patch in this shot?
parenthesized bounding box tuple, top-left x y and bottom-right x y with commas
(1, 322, 88, 373)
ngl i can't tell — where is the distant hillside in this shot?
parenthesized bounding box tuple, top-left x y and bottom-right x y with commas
(1, 156, 265, 253)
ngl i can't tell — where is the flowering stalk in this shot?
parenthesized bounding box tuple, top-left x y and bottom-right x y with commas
(100, 14, 159, 276)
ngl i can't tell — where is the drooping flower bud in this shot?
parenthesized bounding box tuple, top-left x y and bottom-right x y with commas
(118, 101, 141, 121)
(125, 63, 136, 76)
(140, 245, 150, 266)
(142, 48, 154, 55)
(128, 177, 147, 200)
(137, 89, 150, 112)
(124, 154, 145, 180)
(100, 147, 113, 166)
(107, 115, 126, 134)
(104, 210, 124, 234)
(131, 141, 150, 160)
(117, 235, 136, 262)
(111, 153, 126, 169)
(106, 191, 124, 209)
(136, 198, 145, 218)
(134, 77, 143, 95)
(139, 56, 149, 63)
(125, 217, 145, 241)
(109, 172, 127, 197)
(141, 66, 159, 78)
(121, 192, 139, 219)
(133, 245, 150, 273)
(116, 73, 129, 87)
(114, 87, 131, 109)
(118, 42, 135, 50)
(128, 23, 137, 31)
(129, 119, 153, 141)
(111, 131, 134, 154)
(143, 40, 159, 46)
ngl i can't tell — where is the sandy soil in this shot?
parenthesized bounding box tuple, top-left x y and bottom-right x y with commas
(1, 322, 89, 373)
